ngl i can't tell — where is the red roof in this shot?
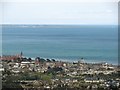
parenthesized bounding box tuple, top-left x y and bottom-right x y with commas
(0, 55, 22, 60)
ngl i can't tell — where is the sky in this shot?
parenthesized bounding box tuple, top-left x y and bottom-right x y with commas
(0, 0, 119, 25)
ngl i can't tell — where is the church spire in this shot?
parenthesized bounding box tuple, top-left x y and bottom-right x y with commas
(20, 51, 23, 57)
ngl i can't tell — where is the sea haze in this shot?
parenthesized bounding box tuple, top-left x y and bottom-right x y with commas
(2, 25, 118, 64)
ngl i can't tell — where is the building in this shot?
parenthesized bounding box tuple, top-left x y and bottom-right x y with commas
(0, 52, 23, 61)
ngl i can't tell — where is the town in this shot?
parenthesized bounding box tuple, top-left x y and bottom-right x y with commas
(0, 53, 120, 90)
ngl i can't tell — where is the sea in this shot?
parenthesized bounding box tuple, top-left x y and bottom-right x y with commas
(2, 25, 118, 64)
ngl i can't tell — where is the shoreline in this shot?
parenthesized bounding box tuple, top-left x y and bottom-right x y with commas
(23, 56, 118, 65)
(1, 54, 118, 65)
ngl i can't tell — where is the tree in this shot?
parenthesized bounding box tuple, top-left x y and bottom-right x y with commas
(52, 59, 56, 62)
(46, 59, 51, 62)
(2, 75, 23, 89)
(28, 57, 32, 61)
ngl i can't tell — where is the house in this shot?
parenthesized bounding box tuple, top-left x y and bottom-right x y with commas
(84, 78, 100, 83)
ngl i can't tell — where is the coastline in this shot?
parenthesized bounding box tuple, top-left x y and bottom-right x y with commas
(8, 55, 118, 65)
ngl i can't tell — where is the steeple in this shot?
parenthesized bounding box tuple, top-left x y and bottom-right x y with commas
(20, 51, 23, 58)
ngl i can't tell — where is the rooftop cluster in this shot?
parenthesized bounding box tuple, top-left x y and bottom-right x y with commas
(1, 55, 120, 90)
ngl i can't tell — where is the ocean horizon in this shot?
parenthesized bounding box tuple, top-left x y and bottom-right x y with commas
(2, 25, 118, 65)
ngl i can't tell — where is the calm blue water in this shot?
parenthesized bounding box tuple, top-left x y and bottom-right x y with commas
(2, 25, 118, 64)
